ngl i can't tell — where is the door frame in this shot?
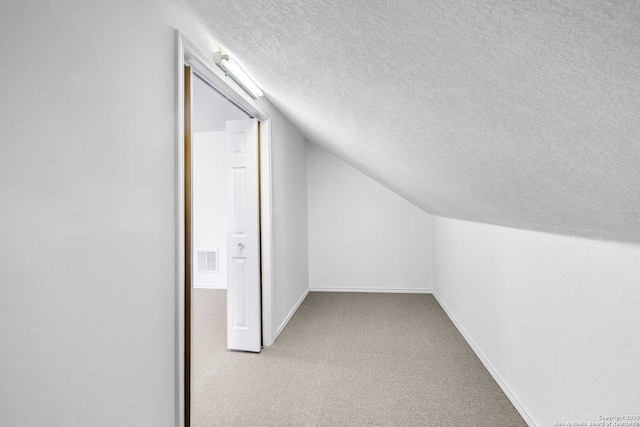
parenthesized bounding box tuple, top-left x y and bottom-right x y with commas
(175, 30, 275, 427)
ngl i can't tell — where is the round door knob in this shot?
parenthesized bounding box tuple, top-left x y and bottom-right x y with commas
(238, 243, 244, 250)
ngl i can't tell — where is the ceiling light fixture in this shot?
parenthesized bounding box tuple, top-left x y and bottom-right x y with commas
(213, 51, 264, 99)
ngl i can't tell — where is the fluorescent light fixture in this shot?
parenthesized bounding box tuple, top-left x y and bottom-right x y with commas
(213, 51, 264, 99)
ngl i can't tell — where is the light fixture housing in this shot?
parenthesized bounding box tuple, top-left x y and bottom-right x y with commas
(213, 51, 264, 99)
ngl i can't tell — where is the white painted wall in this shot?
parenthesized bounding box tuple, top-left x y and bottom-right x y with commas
(432, 216, 640, 427)
(0, 1, 176, 426)
(267, 107, 310, 338)
(192, 131, 227, 288)
(0, 1, 310, 425)
(307, 143, 432, 293)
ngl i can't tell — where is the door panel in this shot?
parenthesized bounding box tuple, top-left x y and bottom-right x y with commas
(226, 119, 261, 352)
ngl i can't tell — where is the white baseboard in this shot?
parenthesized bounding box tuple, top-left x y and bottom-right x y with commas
(272, 288, 310, 344)
(432, 292, 537, 427)
(310, 287, 432, 294)
(194, 283, 227, 290)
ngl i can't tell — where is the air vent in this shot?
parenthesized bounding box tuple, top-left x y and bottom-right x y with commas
(197, 249, 219, 273)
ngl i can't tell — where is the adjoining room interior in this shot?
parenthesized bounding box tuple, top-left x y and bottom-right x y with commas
(2, 2, 639, 427)
(189, 72, 256, 422)
(191, 74, 249, 294)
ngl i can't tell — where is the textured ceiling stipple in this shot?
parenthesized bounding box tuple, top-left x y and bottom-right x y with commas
(180, 0, 640, 242)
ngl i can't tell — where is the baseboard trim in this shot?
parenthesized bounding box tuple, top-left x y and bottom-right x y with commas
(432, 292, 537, 427)
(272, 288, 310, 344)
(194, 283, 227, 290)
(310, 287, 432, 294)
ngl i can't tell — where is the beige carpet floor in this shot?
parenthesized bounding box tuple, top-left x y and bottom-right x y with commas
(192, 290, 527, 427)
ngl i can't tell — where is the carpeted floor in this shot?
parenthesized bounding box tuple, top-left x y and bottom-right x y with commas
(192, 290, 527, 426)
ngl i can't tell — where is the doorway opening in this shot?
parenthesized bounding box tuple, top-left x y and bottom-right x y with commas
(190, 72, 256, 425)
(176, 32, 274, 427)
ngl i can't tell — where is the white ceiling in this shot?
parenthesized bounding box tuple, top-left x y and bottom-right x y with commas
(192, 74, 250, 133)
(181, 0, 640, 241)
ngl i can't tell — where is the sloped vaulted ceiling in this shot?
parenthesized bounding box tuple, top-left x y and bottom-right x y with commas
(180, 0, 640, 242)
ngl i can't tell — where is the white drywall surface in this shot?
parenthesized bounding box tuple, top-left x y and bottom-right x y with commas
(267, 106, 310, 335)
(0, 1, 311, 425)
(432, 216, 640, 426)
(192, 131, 227, 288)
(307, 143, 432, 292)
(0, 1, 176, 426)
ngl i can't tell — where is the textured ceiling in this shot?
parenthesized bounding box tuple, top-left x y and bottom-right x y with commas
(180, 0, 640, 242)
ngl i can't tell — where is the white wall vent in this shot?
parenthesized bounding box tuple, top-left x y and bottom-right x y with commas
(197, 249, 219, 273)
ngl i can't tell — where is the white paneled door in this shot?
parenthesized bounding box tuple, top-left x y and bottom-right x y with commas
(226, 119, 261, 352)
